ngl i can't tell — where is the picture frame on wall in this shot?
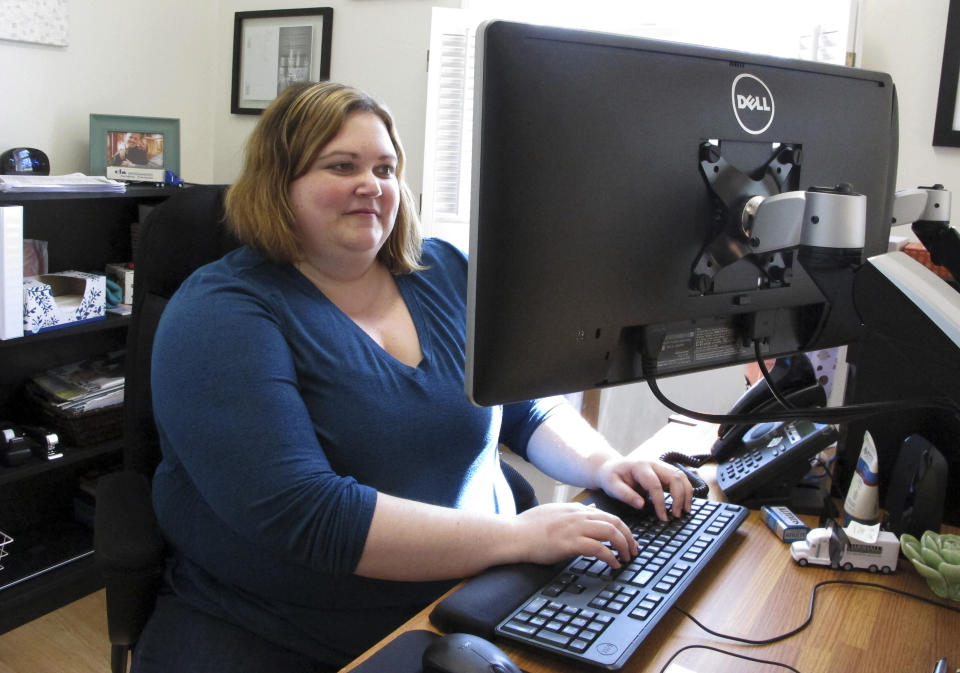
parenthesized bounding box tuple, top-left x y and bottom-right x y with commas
(89, 114, 180, 181)
(231, 7, 334, 115)
(934, 0, 960, 147)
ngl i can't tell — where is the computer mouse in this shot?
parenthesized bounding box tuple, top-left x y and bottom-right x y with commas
(421, 632, 522, 673)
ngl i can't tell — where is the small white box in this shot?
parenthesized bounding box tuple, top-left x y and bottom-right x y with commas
(761, 505, 810, 543)
(105, 263, 134, 304)
(23, 271, 106, 334)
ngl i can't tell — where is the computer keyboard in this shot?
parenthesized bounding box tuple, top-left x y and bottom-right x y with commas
(495, 496, 748, 670)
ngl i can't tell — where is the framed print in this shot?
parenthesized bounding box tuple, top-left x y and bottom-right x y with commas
(89, 114, 180, 179)
(231, 7, 334, 115)
(934, 0, 960, 146)
(0, 0, 68, 47)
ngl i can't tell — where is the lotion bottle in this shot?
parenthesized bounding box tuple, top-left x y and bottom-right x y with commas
(843, 430, 881, 525)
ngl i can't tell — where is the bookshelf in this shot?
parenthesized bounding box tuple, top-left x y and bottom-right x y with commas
(0, 185, 179, 633)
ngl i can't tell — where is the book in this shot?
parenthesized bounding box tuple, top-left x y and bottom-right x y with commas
(0, 205, 24, 340)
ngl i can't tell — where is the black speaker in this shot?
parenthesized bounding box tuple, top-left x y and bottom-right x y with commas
(885, 434, 948, 538)
(1, 147, 50, 175)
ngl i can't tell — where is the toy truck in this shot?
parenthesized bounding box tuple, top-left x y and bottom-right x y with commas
(790, 524, 899, 574)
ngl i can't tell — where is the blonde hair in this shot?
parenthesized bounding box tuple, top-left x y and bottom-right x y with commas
(225, 81, 423, 273)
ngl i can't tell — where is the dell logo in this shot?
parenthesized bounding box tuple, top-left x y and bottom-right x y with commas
(736, 94, 771, 112)
(732, 73, 774, 135)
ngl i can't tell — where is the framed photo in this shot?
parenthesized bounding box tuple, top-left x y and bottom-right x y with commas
(231, 7, 334, 115)
(934, 0, 960, 147)
(89, 114, 180, 178)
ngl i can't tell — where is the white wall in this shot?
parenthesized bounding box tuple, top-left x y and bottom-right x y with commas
(0, 2, 218, 181)
(861, 0, 960, 206)
(0, 0, 456, 191)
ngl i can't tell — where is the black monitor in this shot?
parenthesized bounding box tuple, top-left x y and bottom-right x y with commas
(465, 20, 899, 406)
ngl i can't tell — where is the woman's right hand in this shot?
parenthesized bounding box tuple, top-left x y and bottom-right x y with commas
(510, 502, 638, 569)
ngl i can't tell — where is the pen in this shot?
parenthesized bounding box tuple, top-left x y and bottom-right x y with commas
(931, 657, 947, 673)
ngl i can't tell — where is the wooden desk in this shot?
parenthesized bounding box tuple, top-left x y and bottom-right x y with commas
(342, 420, 960, 673)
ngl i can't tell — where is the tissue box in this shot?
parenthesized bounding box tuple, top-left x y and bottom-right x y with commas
(23, 271, 106, 334)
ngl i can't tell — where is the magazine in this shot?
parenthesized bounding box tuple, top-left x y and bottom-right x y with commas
(30, 350, 125, 413)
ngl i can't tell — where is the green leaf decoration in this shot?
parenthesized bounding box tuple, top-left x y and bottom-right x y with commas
(904, 531, 960, 601)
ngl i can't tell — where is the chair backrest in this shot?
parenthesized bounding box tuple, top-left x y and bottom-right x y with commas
(122, 185, 240, 475)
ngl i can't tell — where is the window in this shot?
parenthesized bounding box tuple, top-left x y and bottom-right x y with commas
(420, 1, 861, 248)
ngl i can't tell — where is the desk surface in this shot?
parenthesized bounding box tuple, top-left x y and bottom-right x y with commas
(342, 420, 960, 673)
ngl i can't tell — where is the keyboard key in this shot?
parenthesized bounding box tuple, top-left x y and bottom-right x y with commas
(503, 620, 539, 637)
(536, 630, 572, 648)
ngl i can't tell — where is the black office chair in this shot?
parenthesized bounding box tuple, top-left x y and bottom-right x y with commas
(94, 184, 240, 673)
(94, 184, 538, 673)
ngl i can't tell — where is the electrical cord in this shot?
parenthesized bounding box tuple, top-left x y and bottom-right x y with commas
(646, 336, 960, 426)
(658, 644, 802, 673)
(658, 451, 712, 498)
(645, 369, 957, 426)
(754, 341, 796, 410)
(659, 579, 960, 673)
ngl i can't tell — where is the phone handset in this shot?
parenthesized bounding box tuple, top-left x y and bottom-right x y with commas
(711, 355, 825, 462)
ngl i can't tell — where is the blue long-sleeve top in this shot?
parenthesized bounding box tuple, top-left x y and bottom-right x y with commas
(149, 238, 561, 666)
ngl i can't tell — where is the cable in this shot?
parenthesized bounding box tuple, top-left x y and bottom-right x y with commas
(658, 579, 960, 673)
(659, 451, 711, 498)
(672, 579, 960, 646)
(644, 371, 958, 426)
(658, 644, 803, 673)
(754, 341, 795, 410)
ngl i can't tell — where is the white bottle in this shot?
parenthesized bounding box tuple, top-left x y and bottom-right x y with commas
(843, 431, 881, 525)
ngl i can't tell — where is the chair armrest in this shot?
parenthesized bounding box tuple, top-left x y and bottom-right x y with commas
(501, 460, 538, 513)
(95, 470, 164, 571)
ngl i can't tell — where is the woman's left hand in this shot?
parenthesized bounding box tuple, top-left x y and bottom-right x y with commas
(594, 456, 694, 520)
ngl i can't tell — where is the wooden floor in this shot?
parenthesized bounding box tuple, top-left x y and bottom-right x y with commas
(0, 590, 111, 673)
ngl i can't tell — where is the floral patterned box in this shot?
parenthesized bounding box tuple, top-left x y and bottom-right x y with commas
(23, 271, 105, 334)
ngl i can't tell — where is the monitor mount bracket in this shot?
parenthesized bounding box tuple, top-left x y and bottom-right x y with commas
(692, 167, 954, 350)
(692, 141, 804, 294)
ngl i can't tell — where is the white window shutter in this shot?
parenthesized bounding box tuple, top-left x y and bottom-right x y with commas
(421, 8, 478, 252)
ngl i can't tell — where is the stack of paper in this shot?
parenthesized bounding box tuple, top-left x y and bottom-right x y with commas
(28, 350, 125, 415)
(0, 173, 126, 193)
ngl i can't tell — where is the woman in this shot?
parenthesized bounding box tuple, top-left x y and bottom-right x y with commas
(132, 81, 692, 672)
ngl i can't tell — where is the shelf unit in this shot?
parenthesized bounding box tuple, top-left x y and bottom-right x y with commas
(0, 185, 179, 633)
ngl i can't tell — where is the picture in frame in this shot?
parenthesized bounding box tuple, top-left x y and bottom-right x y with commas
(934, 0, 960, 147)
(231, 7, 334, 115)
(89, 114, 180, 179)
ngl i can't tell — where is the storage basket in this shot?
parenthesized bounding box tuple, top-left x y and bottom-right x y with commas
(34, 403, 123, 447)
(24, 386, 123, 447)
(0, 530, 11, 571)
